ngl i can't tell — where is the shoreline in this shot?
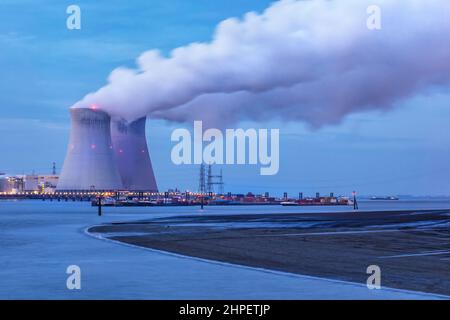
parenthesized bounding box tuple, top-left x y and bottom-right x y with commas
(85, 225, 449, 300)
(88, 209, 450, 297)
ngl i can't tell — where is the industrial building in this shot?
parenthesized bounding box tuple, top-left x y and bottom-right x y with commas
(57, 108, 123, 191)
(24, 175, 59, 193)
(111, 117, 158, 191)
(0, 174, 58, 194)
(57, 107, 158, 192)
(0, 174, 20, 193)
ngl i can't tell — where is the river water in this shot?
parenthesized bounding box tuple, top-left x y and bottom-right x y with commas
(0, 199, 448, 299)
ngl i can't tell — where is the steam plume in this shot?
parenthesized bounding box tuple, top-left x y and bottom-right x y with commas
(73, 0, 450, 128)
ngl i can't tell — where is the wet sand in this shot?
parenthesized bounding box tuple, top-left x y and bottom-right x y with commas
(88, 209, 450, 296)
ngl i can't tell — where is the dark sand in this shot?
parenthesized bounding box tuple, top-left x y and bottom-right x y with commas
(89, 209, 450, 296)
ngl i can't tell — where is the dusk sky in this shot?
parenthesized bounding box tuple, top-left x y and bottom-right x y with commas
(1, 0, 450, 196)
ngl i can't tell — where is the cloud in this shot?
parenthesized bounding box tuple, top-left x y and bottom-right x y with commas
(73, 0, 450, 128)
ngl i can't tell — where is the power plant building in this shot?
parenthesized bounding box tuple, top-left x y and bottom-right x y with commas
(24, 175, 59, 193)
(0, 175, 25, 193)
(111, 117, 158, 192)
(57, 108, 123, 191)
(57, 108, 158, 192)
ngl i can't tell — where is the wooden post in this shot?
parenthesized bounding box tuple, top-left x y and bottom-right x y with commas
(353, 191, 359, 210)
(98, 195, 102, 216)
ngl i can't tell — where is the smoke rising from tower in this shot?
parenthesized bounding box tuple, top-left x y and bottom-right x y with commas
(72, 0, 450, 128)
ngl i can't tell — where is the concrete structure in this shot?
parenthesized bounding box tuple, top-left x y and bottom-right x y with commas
(0, 175, 24, 193)
(24, 175, 39, 191)
(0, 175, 12, 193)
(57, 108, 123, 191)
(111, 117, 158, 191)
(25, 175, 59, 193)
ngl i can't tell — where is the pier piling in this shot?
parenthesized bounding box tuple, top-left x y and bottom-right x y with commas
(98, 196, 102, 216)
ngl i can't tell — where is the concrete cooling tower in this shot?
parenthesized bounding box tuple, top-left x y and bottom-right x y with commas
(57, 108, 123, 191)
(111, 117, 158, 192)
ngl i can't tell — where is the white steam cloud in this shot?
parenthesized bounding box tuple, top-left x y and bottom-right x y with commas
(73, 0, 450, 128)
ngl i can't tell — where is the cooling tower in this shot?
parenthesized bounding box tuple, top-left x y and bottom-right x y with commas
(57, 108, 123, 191)
(111, 117, 158, 192)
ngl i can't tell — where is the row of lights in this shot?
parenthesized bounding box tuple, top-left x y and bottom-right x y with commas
(0, 191, 40, 196)
(0, 191, 217, 197)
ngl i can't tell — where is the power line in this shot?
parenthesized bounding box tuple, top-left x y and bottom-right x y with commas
(198, 164, 206, 193)
(206, 164, 224, 194)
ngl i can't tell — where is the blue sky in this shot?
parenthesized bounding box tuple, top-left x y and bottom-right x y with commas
(1, 0, 450, 196)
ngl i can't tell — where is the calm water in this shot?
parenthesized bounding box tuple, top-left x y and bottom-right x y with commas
(3, 198, 450, 217)
(0, 199, 449, 299)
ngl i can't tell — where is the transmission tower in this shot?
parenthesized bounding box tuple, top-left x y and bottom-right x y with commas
(207, 164, 213, 193)
(206, 164, 224, 195)
(198, 164, 206, 193)
(218, 169, 224, 195)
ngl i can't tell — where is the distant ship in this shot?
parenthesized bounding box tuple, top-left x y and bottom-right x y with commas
(370, 196, 399, 201)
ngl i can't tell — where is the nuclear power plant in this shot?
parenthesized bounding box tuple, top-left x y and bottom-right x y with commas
(111, 117, 157, 191)
(57, 107, 158, 192)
